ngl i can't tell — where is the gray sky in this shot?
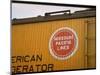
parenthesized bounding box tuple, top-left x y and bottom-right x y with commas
(12, 3, 88, 19)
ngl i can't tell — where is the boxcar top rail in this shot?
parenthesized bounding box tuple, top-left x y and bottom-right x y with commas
(12, 8, 96, 25)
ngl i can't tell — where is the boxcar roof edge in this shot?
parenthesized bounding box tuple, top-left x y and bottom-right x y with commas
(12, 8, 96, 25)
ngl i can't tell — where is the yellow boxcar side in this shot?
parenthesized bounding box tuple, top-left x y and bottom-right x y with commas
(12, 17, 96, 73)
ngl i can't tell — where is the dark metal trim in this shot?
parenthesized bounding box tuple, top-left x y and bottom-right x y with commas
(12, 0, 96, 8)
(12, 68, 96, 75)
(12, 9, 96, 25)
(45, 10, 71, 16)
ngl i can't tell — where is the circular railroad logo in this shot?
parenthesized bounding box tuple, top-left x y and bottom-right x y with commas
(49, 27, 78, 60)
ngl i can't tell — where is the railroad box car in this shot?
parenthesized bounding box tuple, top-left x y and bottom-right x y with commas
(11, 8, 96, 74)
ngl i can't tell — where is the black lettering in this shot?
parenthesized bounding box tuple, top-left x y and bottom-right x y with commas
(36, 55, 42, 61)
(29, 65, 34, 72)
(12, 64, 54, 73)
(16, 56, 22, 63)
(24, 55, 30, 62)
(41, 64, 47, 72)
(22, 65, 28, 72)
(36, 64, 41, 72)
(48, 64, 54, 71)
(12, 56, 16, 63)
(30, 55, 35, 62)
(16, 66, 21, 73)
(12, 54, 42, 63)
(30, 55, 42, 62)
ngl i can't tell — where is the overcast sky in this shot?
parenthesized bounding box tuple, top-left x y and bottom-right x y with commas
(12, 3, 88, 19)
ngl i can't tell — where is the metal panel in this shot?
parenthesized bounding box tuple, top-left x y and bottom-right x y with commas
(12, 18, 86, 74)
(87, 18, 96, 68)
